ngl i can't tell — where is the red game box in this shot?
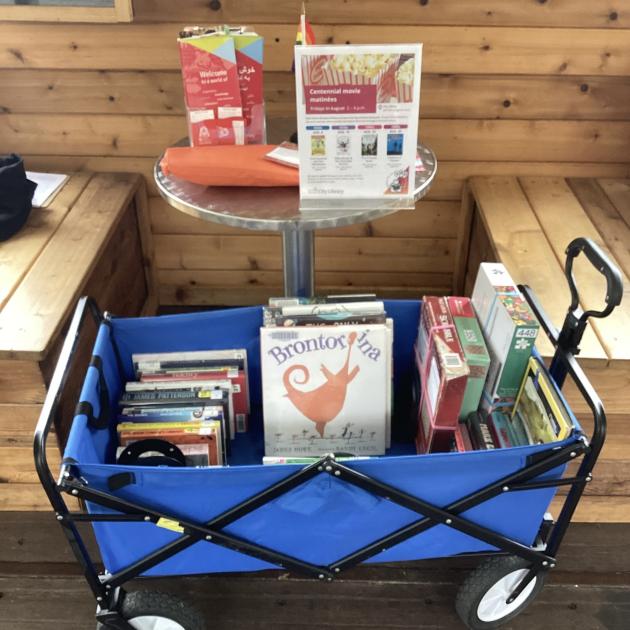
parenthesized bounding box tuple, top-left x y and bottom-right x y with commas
(417, 296, 469, 429)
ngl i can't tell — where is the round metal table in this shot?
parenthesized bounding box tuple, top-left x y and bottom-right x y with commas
(154, 143, 437, 297)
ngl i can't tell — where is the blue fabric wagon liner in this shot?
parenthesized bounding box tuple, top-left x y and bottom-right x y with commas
(63, 300, 582, 578)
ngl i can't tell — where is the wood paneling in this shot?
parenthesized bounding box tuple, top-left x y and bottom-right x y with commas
(5, 116, 630, 162)
(158, 269, 452, 306)
(598, 178, 630, 228)
(3, 570, 630, 630)
(154, 234, 455, 272)
(519, 176, 630, 363)
(0, 2, 132, 24)
(551, 496, 630, 524)
(0, 172, 91, 310)
(568, 178, 630, 280)
(20, 155, 630, 201)
(159, 284, 434, 306)
(1, 4, 629, 307)
(0, 173, 139, 360)
(0, 446, 60, 484)
(0, 404, 41, 437)
(2, 23, 630, 76)
(4, 70, 630, 121)
(0, 361, 46, 405)
(467, 176, 607, 363)
(149, 197, 462, 238)
(133, 0, 629, 29)
(0, 114, 186, 158)
(2, 511, 627, 572)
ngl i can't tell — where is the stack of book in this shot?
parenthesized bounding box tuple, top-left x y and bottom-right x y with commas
(260, 295, 393, 458)
(116, 349, 250, 467)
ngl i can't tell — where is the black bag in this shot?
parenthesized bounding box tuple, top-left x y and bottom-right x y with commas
(0, 154, 37, 242)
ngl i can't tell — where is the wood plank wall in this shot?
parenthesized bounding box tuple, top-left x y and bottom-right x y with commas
(2, 0, 630, 305)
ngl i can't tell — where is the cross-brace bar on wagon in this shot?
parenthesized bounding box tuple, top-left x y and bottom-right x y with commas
(59, 434, 586, 594)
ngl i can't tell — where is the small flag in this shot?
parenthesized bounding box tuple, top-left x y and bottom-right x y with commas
(298, 9, 316, 46)
(292, 2, 315, 71)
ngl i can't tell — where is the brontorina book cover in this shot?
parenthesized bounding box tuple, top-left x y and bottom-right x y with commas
(260, 324, 389, 456)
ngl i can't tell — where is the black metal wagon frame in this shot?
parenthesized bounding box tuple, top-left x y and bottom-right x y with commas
(33, 237, 623, 629)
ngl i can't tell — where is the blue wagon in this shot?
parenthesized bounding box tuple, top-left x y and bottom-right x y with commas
(35, 238, 623, 630)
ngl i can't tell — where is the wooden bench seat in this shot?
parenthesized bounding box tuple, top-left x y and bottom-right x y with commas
(0, 172, 157, 510)
(457, 176, 630, 523)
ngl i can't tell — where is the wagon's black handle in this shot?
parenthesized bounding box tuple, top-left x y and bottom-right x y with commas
(558, 237, 623, 356)
(33, 296, 103, 513)
(519, 238, 623, 560)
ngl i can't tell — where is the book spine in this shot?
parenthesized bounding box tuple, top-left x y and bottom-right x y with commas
(137, 358, 245, 372)
(466, 412, 496, 450)
(140, 369, 238, 381)
(324, 294, 377, 303)
(118, 420, 220, 432)
(510, 412, 531, 445)
(489, 412, 512, 448)
(274, 314, 387, 327)
(281, 301, 384, 316)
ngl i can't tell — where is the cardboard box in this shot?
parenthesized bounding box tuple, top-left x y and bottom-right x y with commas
(471, 263, 539, 406)
(415, 396, 454, 453)
(417, 297, 469, 429)
(447, 296, 490, 420)
(471, 262, 519, 332)
(454, 422, 474, 452)
(483, 293, 539, 400)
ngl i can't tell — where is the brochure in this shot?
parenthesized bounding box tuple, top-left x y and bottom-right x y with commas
(294, 44, 422, 211)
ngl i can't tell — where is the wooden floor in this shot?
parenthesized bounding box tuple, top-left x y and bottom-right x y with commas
(1, 515, 629, 630)
(2, 563, 629, 629)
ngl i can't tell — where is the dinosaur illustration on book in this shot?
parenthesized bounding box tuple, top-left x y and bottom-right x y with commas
(282, 332, 360, 437)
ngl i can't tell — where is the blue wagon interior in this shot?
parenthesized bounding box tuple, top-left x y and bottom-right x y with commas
(64, 300, 583, 577)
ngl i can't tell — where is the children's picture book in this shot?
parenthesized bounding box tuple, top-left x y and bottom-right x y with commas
(260, 324, 389, 456)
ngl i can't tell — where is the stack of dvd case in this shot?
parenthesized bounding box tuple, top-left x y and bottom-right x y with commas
(116, 349, 250, 467)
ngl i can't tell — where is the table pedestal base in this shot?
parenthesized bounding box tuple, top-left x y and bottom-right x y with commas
(282, 230, 314, 297)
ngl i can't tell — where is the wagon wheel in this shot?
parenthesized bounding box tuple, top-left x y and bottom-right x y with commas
(97, 590, 205, 630)
(455, 555, 547, 629)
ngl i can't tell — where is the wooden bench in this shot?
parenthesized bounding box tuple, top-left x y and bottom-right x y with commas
(456, 176, 630, 524)
(0, 172, 157, 510)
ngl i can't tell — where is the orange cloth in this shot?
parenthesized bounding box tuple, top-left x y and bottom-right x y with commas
(160, 145, 299, 187)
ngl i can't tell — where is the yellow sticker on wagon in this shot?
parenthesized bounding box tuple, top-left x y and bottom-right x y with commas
(156, 518, 185, 533)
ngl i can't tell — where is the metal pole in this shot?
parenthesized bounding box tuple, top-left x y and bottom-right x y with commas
(282, 229, 315, 297)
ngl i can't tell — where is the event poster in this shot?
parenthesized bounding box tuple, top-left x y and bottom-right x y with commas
(295, 44, 422, 210)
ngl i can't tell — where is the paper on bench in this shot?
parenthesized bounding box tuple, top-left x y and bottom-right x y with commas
(26, 171, 69, 208)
